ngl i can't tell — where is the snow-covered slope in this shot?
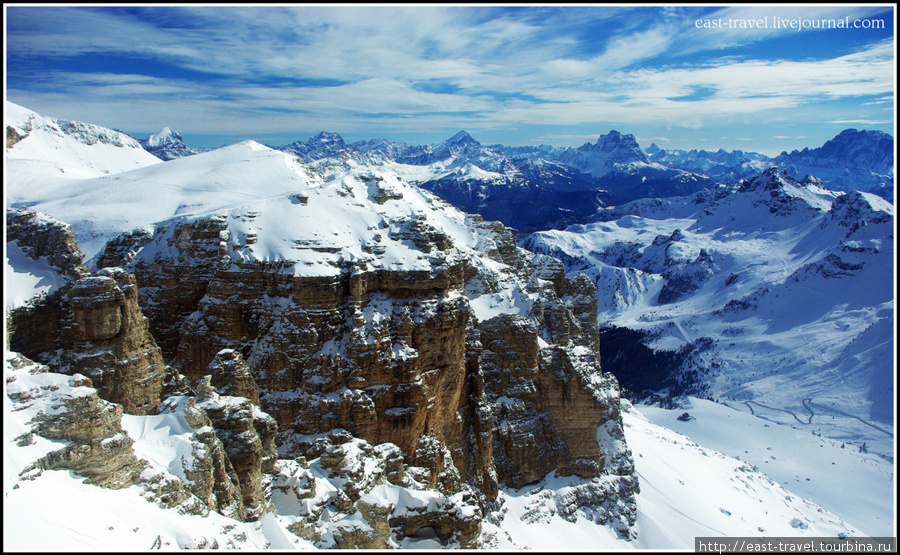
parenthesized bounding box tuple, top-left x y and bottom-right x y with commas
(2, 351, 313, 550)
(5, 100, 161, 181)
(524, 169, 895, 462)
(7, 140, 323, 262)
(636, 397, 894, 538)
(480, 396, 870, 549)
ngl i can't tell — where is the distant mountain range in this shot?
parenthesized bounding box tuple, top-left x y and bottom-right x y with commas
(138, 126, 894, 232)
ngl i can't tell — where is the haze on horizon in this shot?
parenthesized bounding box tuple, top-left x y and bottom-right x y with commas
(4, 4, 895, 156)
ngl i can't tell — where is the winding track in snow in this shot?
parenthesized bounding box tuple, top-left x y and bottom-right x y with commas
(743, 398, 893, 436)
(802, 399, 893, 437)
(743, 399, 811, 425)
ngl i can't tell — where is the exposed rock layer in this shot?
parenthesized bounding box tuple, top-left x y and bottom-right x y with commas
(7, 210, 166, 415)
(9, 195, 638, 540)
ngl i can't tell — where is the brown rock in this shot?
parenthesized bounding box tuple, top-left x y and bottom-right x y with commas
(9, 355, 145, 490)
(8, 261, 166, 416)
(62, 268, 167, 415)
(6, 208, 90, 281)
(98, 208, 635, 533)
(195, 375, 277, 521)
(171, 396, 248, 520)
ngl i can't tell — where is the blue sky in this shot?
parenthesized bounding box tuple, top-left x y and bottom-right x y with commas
(4, 5, 895, 155)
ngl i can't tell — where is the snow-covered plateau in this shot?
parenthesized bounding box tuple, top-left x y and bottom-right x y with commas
(4, 100, 896, 549)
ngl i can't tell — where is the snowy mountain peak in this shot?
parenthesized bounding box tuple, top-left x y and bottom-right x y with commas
(443, 130, 480, 148)
(772, 128, 894, 196)
(551, 130, 652, 178)
(310, 131, 346, 147)
(5, 100, 146, 152)
(280, 131, 349, 162)
(732, 167, 837, 215)
(5, 100, 161, 178)
(145, 127, 180, 147)
(140, 127, 198, 161)
(232, 139, 271, 151)
(584, 130, 648, 164)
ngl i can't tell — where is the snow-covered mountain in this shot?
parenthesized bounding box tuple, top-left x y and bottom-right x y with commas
(772, 129, 894, 197)
(646, 130, 894, 200)
(7, 140, 323, 261)
(279, 130, 354, 163)
(414, 169, 605, 233)
(274, 130, 612, 232)
(646, 144, 770, 182)
(4, 102, 895, 549)
(140, 127, 200, 160)
(271, 129, 722, 231)
(524, 168, 895, 464)
(554, 130, 653, 177)
(525, 131, 716, 205)
(272, 127, 894, 228)
(5, 100, 161, 181)
(7, 104, 641, 549)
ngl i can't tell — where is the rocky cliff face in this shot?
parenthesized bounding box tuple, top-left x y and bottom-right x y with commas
(9, 267, 167, 415)
(100, 213, 500, 502)
(7, 210, 167, 415)
(194, 350, 279, 521)
(6, 208, 90, 281)
(8, 172, 638, 543)
(89, 175, 638, 538)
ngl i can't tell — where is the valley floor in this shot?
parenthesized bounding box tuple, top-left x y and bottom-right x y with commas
(635, 397, 895, 539)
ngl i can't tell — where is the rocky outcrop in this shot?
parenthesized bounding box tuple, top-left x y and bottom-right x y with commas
(6, 208, 90, 281)
(83, 174, 637, 539)
(63, 268, 167, 414)
(157, 395, 248, 520)
(9, 267, 167, 415)
(208, 348, 261, 405)
(8, 353, 145, 489)
(479, 314, 632, 488)
(104, 216, 499, 502)
(193, 350, 278, 521)
(7, 210, 167, 416)
(271, 435, 483, 548)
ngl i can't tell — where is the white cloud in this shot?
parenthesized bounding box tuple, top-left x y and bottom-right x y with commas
(830, 119, 893, 125)
(6, 6, 894, 145)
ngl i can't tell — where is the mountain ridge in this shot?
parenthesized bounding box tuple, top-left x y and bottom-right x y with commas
(4, 100, 893, 549)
